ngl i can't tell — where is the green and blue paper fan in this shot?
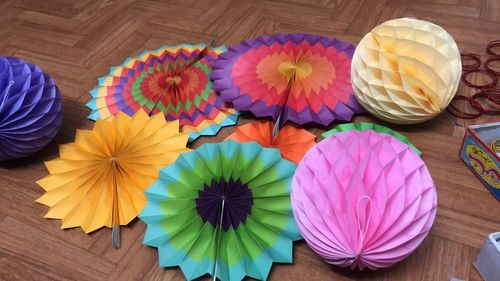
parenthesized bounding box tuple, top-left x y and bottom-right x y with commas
(139, 140, 301, 281)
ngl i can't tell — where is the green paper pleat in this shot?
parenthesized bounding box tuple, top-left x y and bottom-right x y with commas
(139, 140, 301, 281)
(321, 122, 422, 156)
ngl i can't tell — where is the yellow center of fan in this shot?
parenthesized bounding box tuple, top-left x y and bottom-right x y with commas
(166, 75, 182, 85)
(278, 60, 312, 81)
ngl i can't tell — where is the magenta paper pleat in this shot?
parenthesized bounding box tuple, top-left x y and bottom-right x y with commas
(291, 130, 437, 270)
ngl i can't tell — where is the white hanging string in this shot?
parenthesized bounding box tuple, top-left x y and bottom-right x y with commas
(212, 199, 225, 281)
(0, 80, 15, 114)
(356, 195, 373, 257)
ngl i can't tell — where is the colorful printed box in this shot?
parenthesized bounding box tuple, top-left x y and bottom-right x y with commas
(460, 122, 500, 200)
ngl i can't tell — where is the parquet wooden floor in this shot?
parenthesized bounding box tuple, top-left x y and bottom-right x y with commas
(1, 0, 500, 280)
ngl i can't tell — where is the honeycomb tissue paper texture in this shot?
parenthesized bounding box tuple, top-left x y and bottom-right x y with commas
(351, 18, 461, 124)
(291, 130, 437, 270)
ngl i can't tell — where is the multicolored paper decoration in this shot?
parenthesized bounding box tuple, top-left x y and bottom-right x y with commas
(140, 140, 301, 281)
(351, 18, 461, 124)
(211, 34, 363, 127)
(37, 110, 189, 248)
(87, 43, 239, 142)
(321, 122, 422, 156)
(226, 120, 316, 163)
(0, 56, 63, 161)
(291, 130, 437, 270)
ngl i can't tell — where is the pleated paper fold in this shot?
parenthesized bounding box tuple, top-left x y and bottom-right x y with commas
(351, 18, 461, 124)
(0, 56, 63, 160)
(291, 130, 436, 270)
(140, 140, 301, 281)
(321, 122, 422, 156)
(226, 120, 316, 163)
(87, 44, 239, 142)
(211, 34, 364, 127)
(37, 110, 189, 233)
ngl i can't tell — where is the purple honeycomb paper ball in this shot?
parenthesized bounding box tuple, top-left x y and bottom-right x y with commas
(0, 56, 63, 160)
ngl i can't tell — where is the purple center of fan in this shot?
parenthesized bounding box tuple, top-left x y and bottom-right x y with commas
(196, 178, 253, 231)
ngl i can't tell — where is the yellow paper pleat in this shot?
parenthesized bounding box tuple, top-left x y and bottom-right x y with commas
(36, 109, 190, 233)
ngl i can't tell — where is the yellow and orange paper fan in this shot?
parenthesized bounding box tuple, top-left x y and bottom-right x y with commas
(36, 109, 189, 247)
(226, 120, 316, 163)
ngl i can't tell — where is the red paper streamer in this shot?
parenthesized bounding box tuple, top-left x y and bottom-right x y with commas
(447, 95, 482, 119)
(452, 42, 500, 119)
(484, 55, 500, 76)
(461, 69, 498, 89)
(470, 89, 500, 114)
(460, 53, 481, 71)
(486, 40, 500, 56)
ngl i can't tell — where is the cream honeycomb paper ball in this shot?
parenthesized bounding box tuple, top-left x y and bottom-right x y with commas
(351, 18, 462, 124)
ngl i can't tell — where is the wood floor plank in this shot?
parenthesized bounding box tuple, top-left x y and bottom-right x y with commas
(0, 181, 98, 249)
(0, 217, 114, 280)
(347, 0, 388, 35)
(432, 207, 499, 248)
(88, 220, 146, 264)
(14, 10, 82, 32)
(13, 0, 81, 18)
(420, 236, 478, 281)
(389, 0, 481, 18)
(0, 251, 70, 281)
(481, 0, 500, 21)
(106, 232, 171, 281)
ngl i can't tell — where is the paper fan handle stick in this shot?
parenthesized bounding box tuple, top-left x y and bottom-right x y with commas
(176, 38, 216, 74)
(212, 199, 225, 281)
(148, 81, 175, 117)
(148, 39, 216, 117)
(271, 113, 282, 138)
(111, 159, 121, 249)
(272, 74, 295, 138)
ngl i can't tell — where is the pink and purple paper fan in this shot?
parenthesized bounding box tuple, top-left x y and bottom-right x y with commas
(291, 130, 437, 270)
(210, 34, 363, 127)
(0, 56, 63, 161)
